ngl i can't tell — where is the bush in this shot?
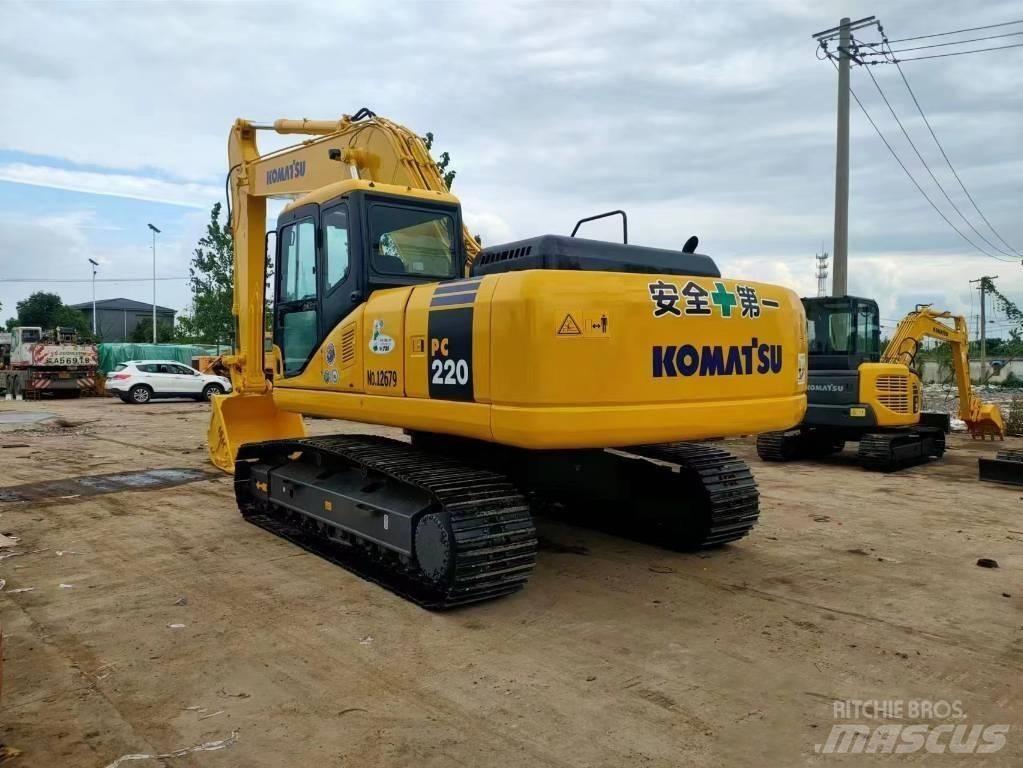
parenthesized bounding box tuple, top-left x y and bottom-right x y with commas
(1005, 396, 1023, 437)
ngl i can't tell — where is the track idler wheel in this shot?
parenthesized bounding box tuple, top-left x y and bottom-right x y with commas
(414, 512, 454, 585)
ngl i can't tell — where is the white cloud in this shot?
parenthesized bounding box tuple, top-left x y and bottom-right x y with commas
(0, 0, 1019, 329)
(0, 163, 218, 208)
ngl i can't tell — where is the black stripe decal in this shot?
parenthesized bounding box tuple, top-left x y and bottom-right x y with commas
(433, 279, 483, 295)
(431, 292, 477, 307)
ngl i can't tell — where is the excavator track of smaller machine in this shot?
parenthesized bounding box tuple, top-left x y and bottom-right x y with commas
(756, 430, 845, 463)
(857, 429, 945, 472)
(235, 435, 537, 609)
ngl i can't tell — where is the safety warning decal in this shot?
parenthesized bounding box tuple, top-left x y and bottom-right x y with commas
(557, 314, 582, 336)
(556, 312, 610, 339)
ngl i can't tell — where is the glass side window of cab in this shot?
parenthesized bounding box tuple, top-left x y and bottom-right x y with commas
(277, 217, 319, 375)
(370, 204, 456, 279)
(279, 218, 317, 303)
(323, 205, 350, 291)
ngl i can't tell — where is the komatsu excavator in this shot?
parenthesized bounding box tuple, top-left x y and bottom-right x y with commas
(757, 297, 1004, 471)
(209, 108, 809, 607)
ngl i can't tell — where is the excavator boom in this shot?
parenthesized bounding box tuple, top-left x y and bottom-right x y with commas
(883, 307, 1004, 439)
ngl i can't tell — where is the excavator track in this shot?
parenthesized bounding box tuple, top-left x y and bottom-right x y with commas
(756, 431, 845, 463)
(857, 429, 945, 472)
(409, 433, 762, 550)
(620, 442, 761, 547)
(755, 431, 802, 462)
(235, 435, 536, 609)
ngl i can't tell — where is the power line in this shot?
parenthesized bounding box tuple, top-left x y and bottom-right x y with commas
(885, 51, 1021, 258)
(880, 29, 1023, 54)
(889, 41, 1023, 62)
(858, 62, 1017, 262)
(835, 61, 1016, 264)
(882, 18, 1023, 45)
(0, 276, 189, 283)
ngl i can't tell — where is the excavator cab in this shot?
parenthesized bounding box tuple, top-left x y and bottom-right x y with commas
(803, 296, 881, 371)
(272, 184, 464, 379)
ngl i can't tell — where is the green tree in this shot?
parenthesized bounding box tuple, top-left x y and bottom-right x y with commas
(181, 201, 272, 350)
(185, 202, 235, 346)
(423, 132, 456, 189)
(129, 317, 176, 344)
(6, 292, 92, 337)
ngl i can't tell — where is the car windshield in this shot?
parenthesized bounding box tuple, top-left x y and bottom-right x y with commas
(114, 364, 127, 372)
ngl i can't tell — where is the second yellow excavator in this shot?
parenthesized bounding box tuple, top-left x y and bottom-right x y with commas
(757, 297, 1004, 471)
(208, 108, 809, 607)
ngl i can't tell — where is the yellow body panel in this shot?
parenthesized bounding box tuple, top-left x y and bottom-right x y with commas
(269, 270, 808, 450)
(858, 362, 921, 428)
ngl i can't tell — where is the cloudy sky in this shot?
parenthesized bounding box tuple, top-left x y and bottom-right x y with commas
(1, 0, 1020, 339)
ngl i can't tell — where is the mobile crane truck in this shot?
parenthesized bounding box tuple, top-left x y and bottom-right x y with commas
(1, 326, 98, 399)
(757, 297, 1003, 471)
(208, 109, 809, 607)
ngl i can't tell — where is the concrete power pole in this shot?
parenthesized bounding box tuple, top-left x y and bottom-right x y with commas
(812, 16, 876, 298)
(970, 276, 997, 384)
(832, 16, 851, 298)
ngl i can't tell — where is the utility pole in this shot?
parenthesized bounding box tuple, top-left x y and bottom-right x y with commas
(832, 16, 850, 297)
(970, 276, 997, 384)
(88, 258, 99, 335)
(812, 15, 876, 297)
(815, 251, 829, 297)
(147, 223, 161, 344)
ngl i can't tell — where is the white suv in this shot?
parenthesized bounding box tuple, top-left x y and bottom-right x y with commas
(105, 360, 232, 404)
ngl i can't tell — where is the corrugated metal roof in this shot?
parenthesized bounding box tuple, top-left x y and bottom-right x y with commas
(69, 298, 177, 313)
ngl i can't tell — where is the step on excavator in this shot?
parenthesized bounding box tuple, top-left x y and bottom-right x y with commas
(757, 296, 1004, 472)
(208, 108, 809, 608)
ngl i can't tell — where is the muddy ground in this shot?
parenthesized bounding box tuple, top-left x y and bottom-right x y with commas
(0, 397, 1019, 766)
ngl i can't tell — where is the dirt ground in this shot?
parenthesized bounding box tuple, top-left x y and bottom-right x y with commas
(0, 397, 1019, 767)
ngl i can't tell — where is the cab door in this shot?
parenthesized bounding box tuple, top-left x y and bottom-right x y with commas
(319, 202, 360, 336)
(275, 205, 320, 377)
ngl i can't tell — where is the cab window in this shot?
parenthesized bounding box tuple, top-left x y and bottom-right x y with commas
(279, 218, 317, 302)
(323, 205, 350, 290)
(369, 205, 456, 279)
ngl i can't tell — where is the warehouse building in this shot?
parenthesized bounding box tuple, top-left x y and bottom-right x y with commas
(71, 297, 177, 342)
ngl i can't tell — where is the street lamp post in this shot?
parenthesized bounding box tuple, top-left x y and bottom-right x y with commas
(147, 223, 161, 343)
(88, 258, 99, 335)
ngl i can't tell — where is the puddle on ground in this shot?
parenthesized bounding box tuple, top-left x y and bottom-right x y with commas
(0, 468, 213, 503)
(0, 411, 57, 426)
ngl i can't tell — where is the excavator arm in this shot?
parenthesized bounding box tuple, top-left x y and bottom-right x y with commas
(882, 307, 1004, 438)
(225, 109, 478, 396)
(209, 110, 480, 467)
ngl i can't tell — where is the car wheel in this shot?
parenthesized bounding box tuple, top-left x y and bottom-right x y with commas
(129, 385, 152, 404)
(202, 383, 224, 401)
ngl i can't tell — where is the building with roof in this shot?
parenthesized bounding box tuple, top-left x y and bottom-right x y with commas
(70, 298, 177, 342)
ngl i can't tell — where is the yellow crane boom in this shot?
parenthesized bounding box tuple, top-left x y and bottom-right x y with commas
(882, 306, 1004, 438)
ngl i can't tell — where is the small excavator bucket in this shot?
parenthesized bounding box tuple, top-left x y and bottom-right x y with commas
(966, 402, 1005, 440)
(207, 393, 306, 473)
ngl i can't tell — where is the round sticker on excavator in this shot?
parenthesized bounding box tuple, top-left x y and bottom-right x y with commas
(325, 342, 336, 367)
(369, 319, 395, 354)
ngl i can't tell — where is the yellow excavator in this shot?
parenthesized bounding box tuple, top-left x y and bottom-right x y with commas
(757, 297, 1004, 471)
(208, 108, 809, 607)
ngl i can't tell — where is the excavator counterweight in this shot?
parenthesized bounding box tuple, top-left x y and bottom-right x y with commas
(209, 108, 808, 606)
